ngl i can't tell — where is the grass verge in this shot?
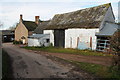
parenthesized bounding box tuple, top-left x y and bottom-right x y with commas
(23, 46, 113, 57)
(43, 54, 119, 79)
(2, 49, 13, 78)
(67, 60, 120, 79)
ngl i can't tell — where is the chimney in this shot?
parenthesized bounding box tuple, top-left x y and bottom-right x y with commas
(20, 14, 23, 22)
(35, 16, 39, 25)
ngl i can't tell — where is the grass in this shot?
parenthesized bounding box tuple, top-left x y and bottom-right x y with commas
(65, 60, 120, 79)
(2, 49, 13, 78)
(23, 46, 113, 57)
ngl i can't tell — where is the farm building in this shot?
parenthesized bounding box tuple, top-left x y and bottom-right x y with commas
(44, 3, 115, 50)
(15, 15, 39, 44)
(96, 22, 120, 52)
(2, 30, 14, 42)
(28, 34, 50, 47)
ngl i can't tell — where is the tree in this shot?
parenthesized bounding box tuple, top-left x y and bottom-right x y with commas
(110, 29, 120, 71)
(8, 26, 16, 30)
(0, 21, 3, 28)
(8, 23, 18, 30)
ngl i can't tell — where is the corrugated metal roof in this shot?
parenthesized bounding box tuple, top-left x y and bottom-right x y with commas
(28, 34, 50, 39)
(96, 22, 119, 36)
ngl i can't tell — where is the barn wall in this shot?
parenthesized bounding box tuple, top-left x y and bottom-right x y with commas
(65, 28, 99, 50)
(44, 30, 54, 46)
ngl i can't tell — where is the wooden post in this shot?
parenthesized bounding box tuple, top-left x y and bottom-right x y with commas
(77, 37, 79, 48)
(90, 37, 92, 49)
(70, 37, 72, 48)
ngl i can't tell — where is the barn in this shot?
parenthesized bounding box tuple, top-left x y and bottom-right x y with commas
(44, 3, 115, 50)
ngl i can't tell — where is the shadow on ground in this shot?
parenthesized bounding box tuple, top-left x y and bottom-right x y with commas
(2, 49, 14, 79)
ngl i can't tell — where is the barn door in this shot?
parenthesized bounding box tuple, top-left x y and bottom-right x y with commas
(54, 29, 65, 48)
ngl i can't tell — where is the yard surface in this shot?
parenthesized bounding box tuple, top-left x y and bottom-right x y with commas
(3, 43, 119, 79)
(2, 43, 92, 79)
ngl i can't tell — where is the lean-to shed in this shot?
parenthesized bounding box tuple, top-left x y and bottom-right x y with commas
(28, 34, 50, 47)
(96, 22, 120, 52)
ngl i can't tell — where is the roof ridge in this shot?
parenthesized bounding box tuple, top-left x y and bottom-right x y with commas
(55, 3, 111, 16)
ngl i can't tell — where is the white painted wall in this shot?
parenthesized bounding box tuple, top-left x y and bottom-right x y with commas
(65, 28, 99, 50)
(44, 28, 99, 50)
(28, 35, 50, 47)
(28, 38, 40, 46)
(44, 30, 54, 46)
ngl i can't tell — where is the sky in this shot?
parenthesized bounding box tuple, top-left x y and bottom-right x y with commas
(0, 0, 119, 30)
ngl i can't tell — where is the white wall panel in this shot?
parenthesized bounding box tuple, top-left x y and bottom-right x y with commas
(44, 30, 54, 46)
(65, 28, 99, 50)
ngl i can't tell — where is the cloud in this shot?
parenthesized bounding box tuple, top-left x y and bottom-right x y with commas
(0, 0, 119, 3)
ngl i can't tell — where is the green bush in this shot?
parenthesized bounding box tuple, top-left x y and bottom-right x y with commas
(13, 40, 22, 44)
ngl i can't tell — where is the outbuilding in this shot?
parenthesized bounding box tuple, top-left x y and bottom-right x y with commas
(96, 22, 120, 52)
(28, 34, 50, 47)
(2, 30, 14, 42)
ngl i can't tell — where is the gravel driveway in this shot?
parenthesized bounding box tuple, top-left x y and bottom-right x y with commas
(3, 43, 73, 78)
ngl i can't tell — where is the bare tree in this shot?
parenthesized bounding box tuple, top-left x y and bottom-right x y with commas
(0, 21, 3, 27)
(8, 23, 18, 30)
(8, 26, 16, 30)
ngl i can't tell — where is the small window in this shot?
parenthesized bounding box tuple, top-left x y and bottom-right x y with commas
(46, 39, 50, 43)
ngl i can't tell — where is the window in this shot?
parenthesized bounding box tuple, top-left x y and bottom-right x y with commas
(46, 39, 50, 43)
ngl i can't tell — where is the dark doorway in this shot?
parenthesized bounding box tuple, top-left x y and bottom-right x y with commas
(2, 35, 14, 42)
(54, 29, 65, 48)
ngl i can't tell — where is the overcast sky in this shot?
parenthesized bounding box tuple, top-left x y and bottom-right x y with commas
(0, 0, 119, 30)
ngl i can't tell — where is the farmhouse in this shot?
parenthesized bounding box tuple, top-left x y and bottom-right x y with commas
(44, 3, 115, 50)
(15, 15, 39, 44)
